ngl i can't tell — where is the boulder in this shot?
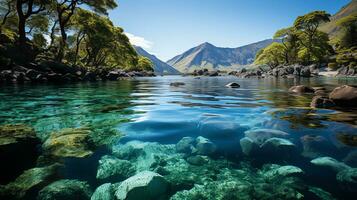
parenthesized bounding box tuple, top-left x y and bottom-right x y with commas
(260, 137, 295, 155)
(329, 85, 357, 107)
(91, 183, 115, 200)
(0, 124, 41, 184)
(0, 164, 62, 199)
(225, 82, 240, 88)
(244, 128, 289, 145)
(42, 128, 93, 158)
(96, 155, 135, 181)
(264, 165, 303, 178)
(336, 168, 357, 191)
(107, 71, 120, 81)
(310, 96, 335, 108)
(239, 137, 259, 156)
(170, 82, 185, 87)
(289, 85, 315, 93)
(175, 137, 195, 154)
(208, 71, 219, 76)
(114, 171, 168, 200)
(195, 136, 216, 155)
(186, 155, 209, 166)
(38, 179, 92, 200)
(310, 157, 351, 172)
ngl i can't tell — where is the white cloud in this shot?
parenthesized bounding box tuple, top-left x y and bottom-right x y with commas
(125, 32, 153, 49)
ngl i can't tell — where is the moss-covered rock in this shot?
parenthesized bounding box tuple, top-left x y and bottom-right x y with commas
(96, 155, 135, 181)
(37, 179, 92, 200)
(42, 128, 93, 158)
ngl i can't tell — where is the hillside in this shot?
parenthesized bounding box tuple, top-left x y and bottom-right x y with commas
(319, 0, 357, 37)
(134, 46, 180, 75)
(167, 39, 278, 73)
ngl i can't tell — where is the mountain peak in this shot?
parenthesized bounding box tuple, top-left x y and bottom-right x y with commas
(198, 42, 215, 48)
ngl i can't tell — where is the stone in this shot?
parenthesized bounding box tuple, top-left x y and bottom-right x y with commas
(289, 85, 315, 93)
(42, 128, 93, 158)
(336, 168, 357, 191)
(0, 124, 41, 184)
(195, 136, 216, 155)
(310, 96, 335, 108)
(300, 67, 311, 77)
(175, 137, 195, 154)
(91, 183, 114, 200)
(264, 165, 303, 178)
(329, 85, 357, 107)
(170, 82, 185, 87)
(114, 171, 168, 200)
(239, 137, 258, 156)
(38, 179, 92, 200)
(186, 155, 209, 166)
(0, 164, 62, 199)
(225, 82, 240, 88)
(107, 71, 120, 81)
(310, 157, 351, 172)
(244, 128, 289, 145)
(260, 137, 295, 156)
(300, 135, 334, 159)
(96, 155, 135, 181)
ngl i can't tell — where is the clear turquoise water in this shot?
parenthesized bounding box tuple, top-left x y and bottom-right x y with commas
(1, 76, 357, 199)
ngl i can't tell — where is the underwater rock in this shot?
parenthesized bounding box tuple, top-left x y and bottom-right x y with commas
(175, 137, 195, 154)
(0, 124, 41, 184)
(310, 96, 335, 108)
(186, 155, 209, 166)
(336, 133, 357, 147)
(114, 171, 168, 200)
(244, 128, 289, 145)
(239, 137, 259, 156)
(42, 128, 93, 158)
(37, 179, 92, 200)
(289, 85, 315, 93)
(343, 150, 357, 167)
(96, 155, 135, 181)
(310, 157, 351, 173)
(91, 183, 115, 200)
(308, 187, 336, 200)
(0, 163, 62, 199)
(225, 82, 240, 88)
(170, 82, 185, 87)
(336, 168, 357, 191)
(260, 137, 295, 155)
(263, 165, 303, 178)
(195, 136, 217, 155)
(329, 85, 357, 107)
(300, 135, 334, 159)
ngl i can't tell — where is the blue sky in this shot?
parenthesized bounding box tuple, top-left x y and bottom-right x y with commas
(109, 0, 351, 61)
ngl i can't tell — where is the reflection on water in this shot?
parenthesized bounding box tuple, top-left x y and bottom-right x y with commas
(0, 76, 357, 199)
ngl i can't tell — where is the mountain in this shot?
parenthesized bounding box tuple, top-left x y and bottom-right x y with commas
(319, 0, 357, 37)
(167, 39, 278, 73)
(134, 46, 180, 75)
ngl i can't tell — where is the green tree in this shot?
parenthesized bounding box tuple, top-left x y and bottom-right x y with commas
(273, 27, 299, 64)
(137, 56, 154, 71)
(254, 42, 285, 69)
(293, 11, 331, 63)
(336, 13, 357, 49)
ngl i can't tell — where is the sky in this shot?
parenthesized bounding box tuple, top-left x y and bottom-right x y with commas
(108, 0, 351, 61)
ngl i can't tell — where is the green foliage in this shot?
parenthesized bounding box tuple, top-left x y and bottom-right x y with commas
(254, 42, 285, 68)
(137, 56, 154, 71)
(328, 62, 339, 70)
(336, 13, 357, 49)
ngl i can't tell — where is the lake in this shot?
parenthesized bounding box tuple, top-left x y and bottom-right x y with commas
(0, 76, 356, 200)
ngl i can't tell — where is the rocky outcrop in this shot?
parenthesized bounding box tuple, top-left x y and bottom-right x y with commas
(329, 85, 357, 107)
(114, 171, 168, 200)
(37, 179, 92, 200)
(336, 66, 357, 77)
(96, 155, 135, 181)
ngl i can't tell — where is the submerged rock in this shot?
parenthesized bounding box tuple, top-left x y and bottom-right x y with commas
(170, 82, 185, 87)
(239, 137, 259, 156)
(186, 155, 209, 166)
(114, 171, 168, 200)
(195, 136, 216, 155)
(38, 179, 92, 200)
(0, 124, 41, 184)
(300, 135, 335, 159)
(329, 85, 357, 107)
(336, 168, 357, 191)
(310, 157, 351, 172)
(175, 137, 195, 154)
(289, 85, 315, 93)
(343, 150, 357, 167)
(91, 183, 114, 200)
(96, 155, 135, 181)
(263, 165, 303, 178)
(0, 163, 62, 199)
(225, 82, 240, 88)
(244, 128, 289, 145)
(42, 128, 93, 158)
(310, 96, 335, 108)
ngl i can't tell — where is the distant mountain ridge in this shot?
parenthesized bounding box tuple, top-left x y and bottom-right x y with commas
(134, 46, 180, 75)
(167, 39, 279, 73)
